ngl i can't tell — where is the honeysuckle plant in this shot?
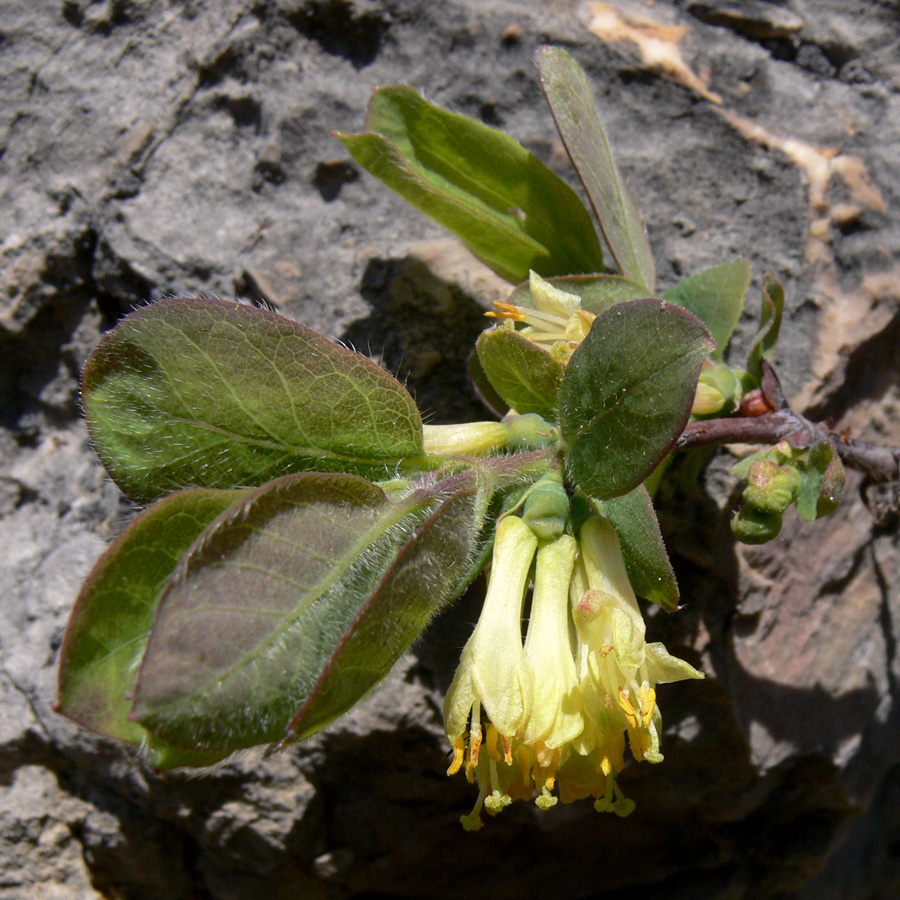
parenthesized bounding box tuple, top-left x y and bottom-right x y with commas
(57, 48, 900, 827)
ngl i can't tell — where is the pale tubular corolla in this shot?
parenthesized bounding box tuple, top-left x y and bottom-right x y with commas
(570, 516, 703, 813)
(443, 515, 537, 828)
(444, 506, 703, 828)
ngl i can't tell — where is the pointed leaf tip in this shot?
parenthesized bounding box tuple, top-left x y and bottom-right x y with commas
(339, 85, 604, 283)
(538, 46, 656, 292)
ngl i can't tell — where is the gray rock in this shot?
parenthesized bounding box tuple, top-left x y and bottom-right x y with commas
(2, 0, 900, 897)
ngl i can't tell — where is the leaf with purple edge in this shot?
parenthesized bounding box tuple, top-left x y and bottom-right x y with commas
(57, 487, 247, 767)
(560, 299, 713, 499)
(129, 470, 493, 754)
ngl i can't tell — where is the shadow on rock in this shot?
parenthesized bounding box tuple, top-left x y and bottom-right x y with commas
(341, 253, 495, 426)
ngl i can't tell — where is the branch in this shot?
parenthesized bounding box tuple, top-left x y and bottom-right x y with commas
(676, 410, 900, 483)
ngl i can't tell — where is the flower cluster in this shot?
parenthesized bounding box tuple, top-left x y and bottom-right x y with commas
(444, 508, 702, 830)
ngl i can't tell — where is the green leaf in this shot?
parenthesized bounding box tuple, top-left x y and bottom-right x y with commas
(287, 472, 489, 741)
(560, 299, 714, 499)
(508, 273, 652, 316)
(475, 326, 565, 420)
(56, 488, 245, 768)
(663, 259, 751, 358)
(538, 46, 656, 292)
(595, 486, 679, 611)
(796, 441, 845, 521)
(468, 349, 510, 419)
(747, 274, 784, 382)
(130, 471, 490, 753)
(337, 86, 604, 284)
(83, 298, 429, 503)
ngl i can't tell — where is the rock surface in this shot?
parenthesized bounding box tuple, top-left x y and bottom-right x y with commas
(2, 1, 899, 897)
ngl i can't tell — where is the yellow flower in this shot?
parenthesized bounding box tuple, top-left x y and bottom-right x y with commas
(520, 534, 583, 783)
(487, 271, 595, 362)
(443, 514, 537, 827)
(570, 516, 703, 807)
(444, 508, 703, 829)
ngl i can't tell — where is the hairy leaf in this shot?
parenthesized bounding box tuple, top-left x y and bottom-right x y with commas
(287, 474, 487, 740)
(663, 259, 751, 358)
(538, 46, 656, 292)
(83, 299, 428, 503)
(507, 273, 651, 316)
(595, 486, 679, 611)
(57, 488, 245, 767)
(560, 300, 713, 499)
(476, 326, 565, 420)
(337, 86, 604, 283)
(747, 274, 784, 382)
(130, 471, 490, 752)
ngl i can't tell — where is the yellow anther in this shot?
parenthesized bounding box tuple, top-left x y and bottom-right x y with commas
(447, 737, 465, 776)
(516, 745, 534, 793)
(484, 724, 501, 762)
(468, 723, 483, 769)
(639, 683, 656, 728)
(501, 734, 514, 766)
(487, 301, 525, 321)
(629, 727, 652, 761)
(618, 688, 640, 729)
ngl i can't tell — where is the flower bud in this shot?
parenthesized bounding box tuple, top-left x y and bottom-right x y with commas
(742, 460, 800, 514)
(423, 421, 509, 456)
(731, 505, 783, 544)
(504, 412, 556, 451)
(691, 363, 743, 417)
(523, 474, 569, 542)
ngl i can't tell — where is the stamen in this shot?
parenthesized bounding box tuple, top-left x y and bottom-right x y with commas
(487, 301, 525, 321)
(517, 331, 563, 343)
(639, 682, 656, 728)
(618, 688, 640, 729)
(517, 307, 569, 327)
(485, 724, 502, 763)
(468, 704, 483, 769)
(513, 745, 533, 795)
(501, 733, 514, 765)
(469, 724, 483, 770)
(447, 737, 465, 776)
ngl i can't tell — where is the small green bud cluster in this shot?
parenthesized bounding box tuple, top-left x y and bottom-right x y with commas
(731, 439, 845, 544)
(732, 457, 800, 543)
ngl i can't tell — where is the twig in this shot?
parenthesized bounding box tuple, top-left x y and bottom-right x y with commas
(676, 410, 900, 483)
